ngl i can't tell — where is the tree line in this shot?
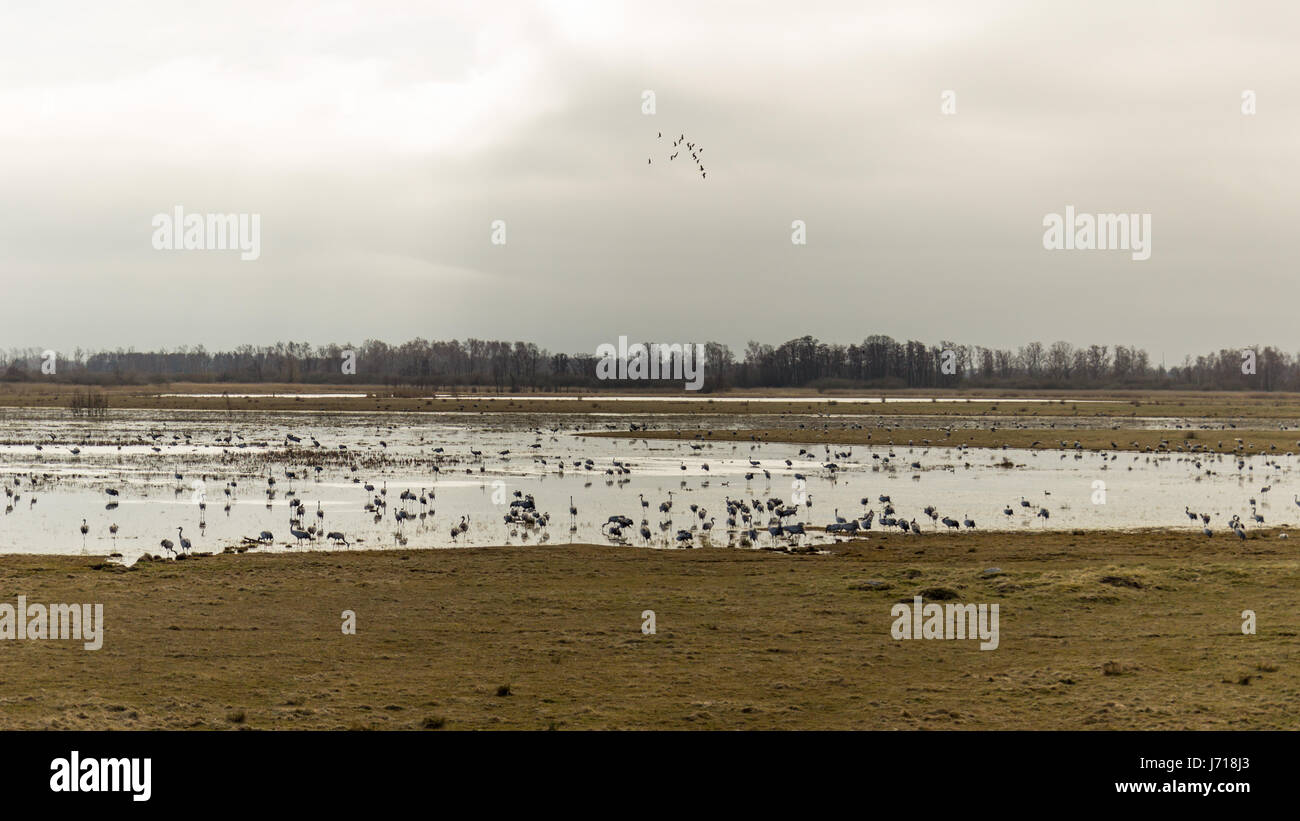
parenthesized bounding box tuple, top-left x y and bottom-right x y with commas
(0, 336, 1292, 392)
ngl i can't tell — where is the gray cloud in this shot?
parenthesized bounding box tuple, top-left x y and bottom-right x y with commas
(2, 0, 1298, 362)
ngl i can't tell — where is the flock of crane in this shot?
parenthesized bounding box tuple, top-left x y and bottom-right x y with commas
(2, 419, 1296, 559)
(1182, 486, 1295, 540)
(649, 130, 707, 179)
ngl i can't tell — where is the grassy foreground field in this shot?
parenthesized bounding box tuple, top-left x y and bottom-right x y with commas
(2, 530, 1296, 730)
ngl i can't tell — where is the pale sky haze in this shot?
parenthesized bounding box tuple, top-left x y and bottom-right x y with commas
(1, 0, 1297, 362)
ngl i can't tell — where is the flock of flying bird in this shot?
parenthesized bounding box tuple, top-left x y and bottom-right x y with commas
(649, 131, 706, 179)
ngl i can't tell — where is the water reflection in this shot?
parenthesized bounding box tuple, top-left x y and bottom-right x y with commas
(0, 408, 1291, 563)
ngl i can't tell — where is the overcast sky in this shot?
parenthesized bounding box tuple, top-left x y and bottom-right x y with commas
(1, 0, 1297, 362)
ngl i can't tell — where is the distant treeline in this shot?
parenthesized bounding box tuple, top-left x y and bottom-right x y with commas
(0, 337, 1292, 392)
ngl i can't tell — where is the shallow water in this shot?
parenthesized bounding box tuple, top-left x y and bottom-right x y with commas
(0, 408, 1294, 563)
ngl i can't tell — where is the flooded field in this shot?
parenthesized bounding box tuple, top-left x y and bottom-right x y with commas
(0, 407, 1296, 562)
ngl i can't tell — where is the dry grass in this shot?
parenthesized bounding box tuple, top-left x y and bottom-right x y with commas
(2, 529, 1297, 730)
